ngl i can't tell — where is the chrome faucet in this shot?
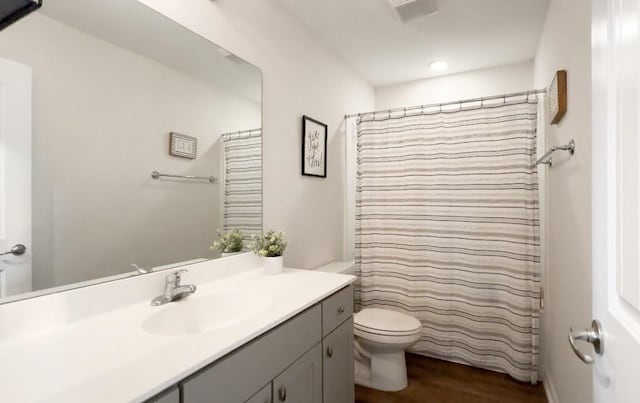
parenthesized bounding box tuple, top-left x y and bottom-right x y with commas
(151, 269, 197, 306)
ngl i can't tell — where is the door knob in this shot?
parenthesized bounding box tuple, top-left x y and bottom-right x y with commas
(0, 244, 26, 256)
(568, 319, 604, 364)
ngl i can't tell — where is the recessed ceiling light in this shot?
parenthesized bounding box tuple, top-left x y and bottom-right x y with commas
(430, 61, 448, 71)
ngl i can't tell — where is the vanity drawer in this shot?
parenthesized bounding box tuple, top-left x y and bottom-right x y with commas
(322, 285, 353, 336)
(182, 304, 321, 403)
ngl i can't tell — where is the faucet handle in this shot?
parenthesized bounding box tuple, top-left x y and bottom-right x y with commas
(166, 269, 188, 284)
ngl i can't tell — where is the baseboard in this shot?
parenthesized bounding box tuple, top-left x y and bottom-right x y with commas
(542, 371, 560, 403)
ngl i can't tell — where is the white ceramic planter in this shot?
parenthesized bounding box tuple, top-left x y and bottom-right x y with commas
(263, 256, 284, 275)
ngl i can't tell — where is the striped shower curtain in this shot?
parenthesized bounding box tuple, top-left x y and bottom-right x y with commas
(222, 129, 262, 240)
(354, 99, 541, 383)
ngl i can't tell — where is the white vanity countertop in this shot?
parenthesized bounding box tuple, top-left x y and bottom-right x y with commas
(0, 264, 355, 403)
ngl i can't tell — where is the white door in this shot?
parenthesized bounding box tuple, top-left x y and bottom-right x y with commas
(0, 58, 32, 298)
(589, 1, 640, 402)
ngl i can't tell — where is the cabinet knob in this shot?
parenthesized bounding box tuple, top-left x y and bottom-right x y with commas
(278, 386, 287, 401)
(338, 306, 345, 313)
(326, 346, 333, 358)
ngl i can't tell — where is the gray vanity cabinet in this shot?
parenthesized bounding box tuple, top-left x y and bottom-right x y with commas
(181, 305, 321, 403)
(148, 285, 354, 403)
(322, 318, 354, 403)
(272, 344, 322, 403)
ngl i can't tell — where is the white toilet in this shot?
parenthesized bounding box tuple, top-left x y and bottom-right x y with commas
(353, 307, 422, 391)
(314, 261, 423, 392)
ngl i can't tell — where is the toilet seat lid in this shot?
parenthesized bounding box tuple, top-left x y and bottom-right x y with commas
(354, 308, 422, 336)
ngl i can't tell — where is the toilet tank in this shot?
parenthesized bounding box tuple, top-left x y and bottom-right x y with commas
(314, 261, 355, 275)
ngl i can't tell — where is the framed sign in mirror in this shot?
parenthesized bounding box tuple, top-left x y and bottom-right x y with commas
(169, 132, 197, 159)
(301, 115, 327, 178)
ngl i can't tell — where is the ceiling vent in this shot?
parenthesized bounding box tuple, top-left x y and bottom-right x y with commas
(387, 0, 439, 22)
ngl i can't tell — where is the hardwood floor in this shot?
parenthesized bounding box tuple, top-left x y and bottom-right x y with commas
(355, 354, 548, 403)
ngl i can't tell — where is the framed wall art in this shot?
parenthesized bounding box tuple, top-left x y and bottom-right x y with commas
(301, 115, 327, 178)
(169, 132, 197, 159)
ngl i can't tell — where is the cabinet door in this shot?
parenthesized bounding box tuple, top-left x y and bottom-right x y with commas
(322, 318, 354, 403)
(273, 344, 322, 403)
(246, 383, 272, 403)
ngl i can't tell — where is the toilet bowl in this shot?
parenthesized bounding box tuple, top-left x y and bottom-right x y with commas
(313, 261, 423, 392)
(353, 308, 421, 391)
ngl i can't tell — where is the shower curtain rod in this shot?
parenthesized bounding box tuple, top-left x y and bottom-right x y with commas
(344, 88, 547, 120)
(221, 127, 262, 139)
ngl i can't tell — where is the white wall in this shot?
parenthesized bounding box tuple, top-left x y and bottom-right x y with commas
(375, 60, 534, 109)
(533, 0, 592, 402)
(138, 0, 375, 269)
(0, 13, 261, 289)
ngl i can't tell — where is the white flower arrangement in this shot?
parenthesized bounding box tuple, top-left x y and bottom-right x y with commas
(210, 229, 244, 253)
(250, 230, 288, 257)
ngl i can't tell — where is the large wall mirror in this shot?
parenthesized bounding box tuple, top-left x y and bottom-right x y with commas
(0, 0, 262, 303)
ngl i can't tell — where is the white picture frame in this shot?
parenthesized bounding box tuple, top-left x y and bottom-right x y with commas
(169, 132, 197, 159)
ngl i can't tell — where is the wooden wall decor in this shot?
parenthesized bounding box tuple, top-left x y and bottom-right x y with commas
(548, 70, 567, 125)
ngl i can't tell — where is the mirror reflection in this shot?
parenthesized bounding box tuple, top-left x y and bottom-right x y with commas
(0, 0, 262, 302)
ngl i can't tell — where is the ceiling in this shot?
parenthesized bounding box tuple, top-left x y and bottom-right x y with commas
(278, 0, 550, 87)
(40, 0, 262, 103)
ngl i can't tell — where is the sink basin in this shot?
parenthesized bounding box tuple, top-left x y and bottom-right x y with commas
(142, 290, 274, 336)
